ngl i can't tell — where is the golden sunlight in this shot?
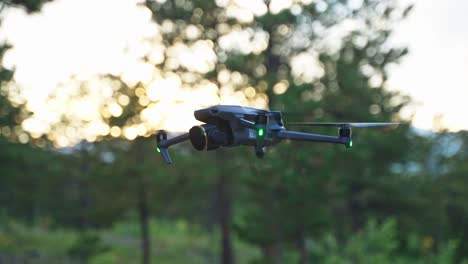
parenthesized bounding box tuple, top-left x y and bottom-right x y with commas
(8, 0, 467, 148)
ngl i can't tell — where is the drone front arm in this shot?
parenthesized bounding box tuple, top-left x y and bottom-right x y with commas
(157, 133, 190, 164)
(277, 130, 350, 146)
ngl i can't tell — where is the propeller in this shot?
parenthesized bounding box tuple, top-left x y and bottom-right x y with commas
(287, 122, 400, 128)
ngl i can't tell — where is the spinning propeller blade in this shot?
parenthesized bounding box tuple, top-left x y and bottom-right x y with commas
(287, 122, 400, 128)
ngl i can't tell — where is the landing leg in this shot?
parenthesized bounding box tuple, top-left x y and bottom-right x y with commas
(255, 146, 265, 158)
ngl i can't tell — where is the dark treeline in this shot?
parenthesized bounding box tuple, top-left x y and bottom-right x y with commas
(2, 120, 468, 264)
(1, 0, 468, 264)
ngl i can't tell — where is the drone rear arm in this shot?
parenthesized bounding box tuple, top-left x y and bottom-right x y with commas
(157, 133, 190, 164)
(277, 130, 350, 146)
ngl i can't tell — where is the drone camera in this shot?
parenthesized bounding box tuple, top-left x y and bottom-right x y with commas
(189, 126, 207, 151)
(189, 125, 229, 151)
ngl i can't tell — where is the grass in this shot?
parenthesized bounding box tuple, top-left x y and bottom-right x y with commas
(0, 219, 260, 264)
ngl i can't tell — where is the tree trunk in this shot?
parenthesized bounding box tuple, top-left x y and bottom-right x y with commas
(135, 138, 151, 264)
(214, 149, 234, 264)
(138, 176, 151, 264)
(349, 182, 364, 232)
(296, 228, 309, 264)
(219, 172, 233, 264)
(78, 142, 90, 230)
(262, 241, 283, 264)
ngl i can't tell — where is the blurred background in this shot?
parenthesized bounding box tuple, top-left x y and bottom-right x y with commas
(0, 0, 467, 263)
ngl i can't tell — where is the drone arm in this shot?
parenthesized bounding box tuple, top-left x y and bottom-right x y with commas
(158, 133, 190, 148)
(277, 130, 350, 146)
(157, 133, 190, 164)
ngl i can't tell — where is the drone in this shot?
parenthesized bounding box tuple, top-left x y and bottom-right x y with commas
(156, 105, 399, 164)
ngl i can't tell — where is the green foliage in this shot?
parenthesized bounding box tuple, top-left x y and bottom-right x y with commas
(0, 220, 76, 263)
(312, 219, 466, 264)
(6, 0, 53, 13)
(0, 219, 259, 264)
(67, 232, 109, 262)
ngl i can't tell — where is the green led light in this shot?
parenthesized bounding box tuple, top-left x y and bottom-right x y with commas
(349, 140, 353, 147)
(258, 128, 264, 137)
(156, 147, 161, 153)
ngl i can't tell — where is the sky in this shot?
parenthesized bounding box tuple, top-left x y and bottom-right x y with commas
(388, 0, 468, 132)
(1, 0, 467, 143)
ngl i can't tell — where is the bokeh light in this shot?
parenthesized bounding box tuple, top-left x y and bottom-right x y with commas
(2, 0, 467, 148)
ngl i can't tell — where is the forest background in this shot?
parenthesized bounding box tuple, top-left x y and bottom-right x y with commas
(1, 0, 468, 263)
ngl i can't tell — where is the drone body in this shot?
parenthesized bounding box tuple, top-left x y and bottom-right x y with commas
(156, 105, 398, 164)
